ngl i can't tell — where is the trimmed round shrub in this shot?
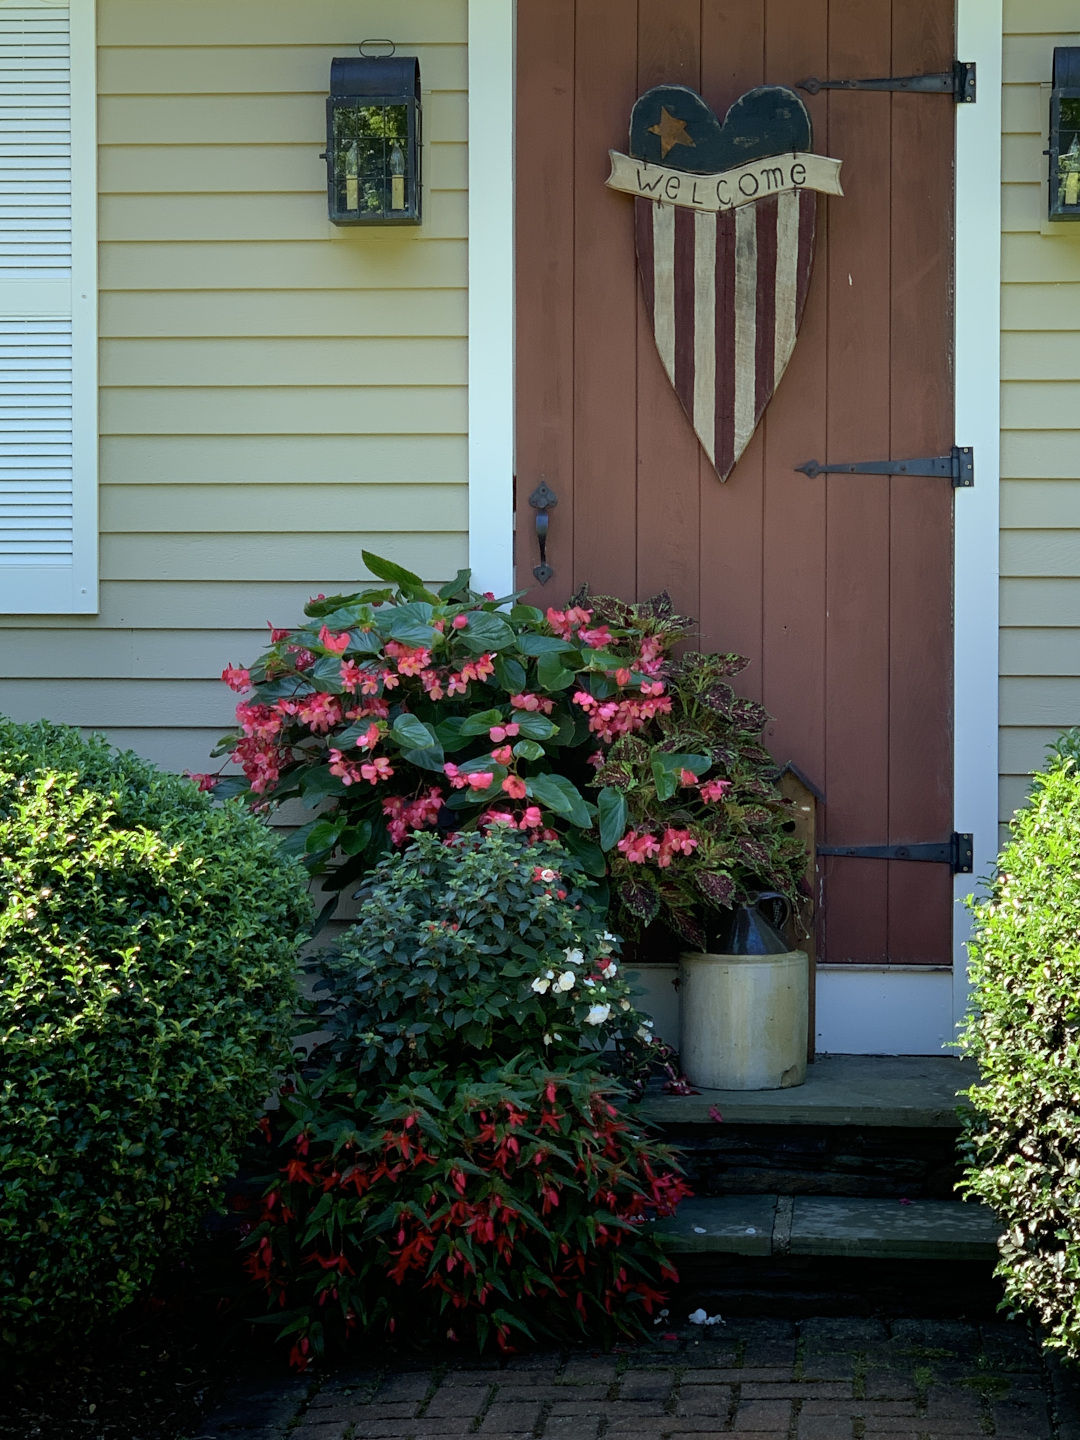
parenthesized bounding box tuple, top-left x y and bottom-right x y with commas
(960, 738, 1080, 1356)
(0, 720, 313, 1354)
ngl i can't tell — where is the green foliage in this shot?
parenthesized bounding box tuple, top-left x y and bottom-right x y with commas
(959, 749, 1080, 1356)
(240, 828, 688, 1363)
(320, 827, 653, 1080)
(0, 720, 312, 1355)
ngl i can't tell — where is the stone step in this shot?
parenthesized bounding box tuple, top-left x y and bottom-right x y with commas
(639, 1053, 979, 1130)
(656, 1194, 1001, 1261)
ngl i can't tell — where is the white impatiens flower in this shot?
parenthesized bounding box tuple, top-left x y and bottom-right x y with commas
(636, 1024, 654, 1044)
(583, 978, 596, 988)
(564, 947, 584, 966)
(539, 868, 557, 883)
(585, 1003, 612, 1026)
(554, 971, 576, 992)
(600, 959, 618, 977)
(531, 975, 551, 994)
(619, 998, 632, 1011)
(543, 1032, 553, 1045)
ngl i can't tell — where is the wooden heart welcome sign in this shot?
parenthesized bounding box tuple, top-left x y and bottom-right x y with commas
(606, 85, 843, 481)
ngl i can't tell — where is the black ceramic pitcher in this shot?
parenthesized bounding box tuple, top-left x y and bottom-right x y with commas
(714, 892, 792, 955)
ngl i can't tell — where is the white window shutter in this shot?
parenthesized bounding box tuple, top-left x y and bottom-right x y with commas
(0, 0, 96, 615)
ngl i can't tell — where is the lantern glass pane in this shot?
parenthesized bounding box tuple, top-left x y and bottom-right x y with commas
(332, 103, 410, 218)
(1058, 97, 1080, 211)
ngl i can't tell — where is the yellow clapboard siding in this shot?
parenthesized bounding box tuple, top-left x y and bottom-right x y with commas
(99, 142, 468, 197)
(1000, 627, 1080, 674)
(100, 289, 467, 340)
(100, 337, 467, 388)
(100, 532, 467, 584)
(1002, 430, 1080, 478)
(1002, 332, 1080, 380)
(1002, 183, 1045, 234)
(1003, 284, 1080, 330)
(1000, 725, 1061, 773)
(99, 90, 467, 148)
(98, 44, 468, 96)
(1001, 480, 1080, 525)
(1000, 675, 1080, 726)
(101, 433, 466, 486)
(101, 483, 467, 533)
(1002, 84, 1042, 135)
(99, 239, 466, 292)
(0, 629, 265, 679)
(1000, 775, 1036, 824)
(1004, 1, 1080, 35)
(1001, 578, 1080, 627)
(1004, 35, 1080, 85)
(100, 190, 468, 243)
(100, 386, 466, 436)
(92, 727, 231, 774)
(1004, 235, 1080, 286)
(0, 679, 238, 729)
(0, 580, 446, 630)
(1002, 382, 1080, 429)
(1001, 530, 1080, 577)
(99, 0, 467, 48)
(1002, 133, 1045, 186)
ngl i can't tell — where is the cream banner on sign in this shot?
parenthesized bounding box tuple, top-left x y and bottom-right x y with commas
(606, 149, 844, 213)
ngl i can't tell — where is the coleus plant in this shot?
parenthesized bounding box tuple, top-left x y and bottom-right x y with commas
(202, 553, 805, 943)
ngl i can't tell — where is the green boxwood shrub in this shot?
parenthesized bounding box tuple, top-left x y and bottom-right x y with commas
(0, 720, 312, 1355)
(960, 735, 1080, 1356)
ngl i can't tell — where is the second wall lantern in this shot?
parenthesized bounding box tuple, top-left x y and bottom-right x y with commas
(1050, 46, 1080, 221)
(325, 45, 421, 226)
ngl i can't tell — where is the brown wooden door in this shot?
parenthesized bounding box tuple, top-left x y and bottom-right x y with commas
(515, 0, 955, 965)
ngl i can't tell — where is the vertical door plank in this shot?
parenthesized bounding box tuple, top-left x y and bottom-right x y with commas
(886, 0, 955, 962)
(634, 1, 702, 615)
(759, 0, 829, 798)
(698, 0, 765, 692)
(572, 0, 640, 601)
(515, 0, 577, 608)
(820, 0, 893, 962)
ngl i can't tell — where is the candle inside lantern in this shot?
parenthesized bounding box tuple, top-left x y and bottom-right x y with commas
(390, 141, 406, 210)
(345, 141, 359, 211)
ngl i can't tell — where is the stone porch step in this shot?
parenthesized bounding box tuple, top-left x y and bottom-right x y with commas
(639, 1053, 978, 1129)
(655, 1194, 1001, 1261)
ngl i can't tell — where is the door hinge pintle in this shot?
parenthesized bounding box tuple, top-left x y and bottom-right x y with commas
(797, 445, 974, 488)
(818, 832, 974, 875)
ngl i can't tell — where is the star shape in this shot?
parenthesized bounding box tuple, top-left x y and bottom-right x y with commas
(648, 106, 696, 160)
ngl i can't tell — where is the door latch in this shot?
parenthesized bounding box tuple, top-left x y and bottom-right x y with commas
(528, 479, 558, 586)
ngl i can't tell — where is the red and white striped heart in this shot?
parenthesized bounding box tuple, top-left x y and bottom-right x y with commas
(613, 84, 832, 482)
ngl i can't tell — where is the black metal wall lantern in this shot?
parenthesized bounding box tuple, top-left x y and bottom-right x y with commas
(324, 41, 421, 226)
(1049, 47, 1080, 221)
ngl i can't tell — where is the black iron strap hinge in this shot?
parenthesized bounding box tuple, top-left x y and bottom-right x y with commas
(818, 832, 973, 875)
(796, 445, 974, 489)
(798, 60, 976, 104)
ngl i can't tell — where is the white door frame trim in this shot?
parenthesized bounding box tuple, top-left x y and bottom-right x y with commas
(466, 0, 516, 597)
(951, 0, 1002, 1037)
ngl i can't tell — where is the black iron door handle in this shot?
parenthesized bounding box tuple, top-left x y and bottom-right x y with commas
(528, 480, 558, 585)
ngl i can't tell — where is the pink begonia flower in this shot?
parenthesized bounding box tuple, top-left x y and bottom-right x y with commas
(658, 827, 699, 868)
(384, 642, 431, 677)
(235, 703, 283, 742)
(587, 751, 605, 769)
(222, 665, 251, 693)
(442, 762, 467, 790)
(545, 605, 592, 640)
(699, 778, 732, 803)
(420, 669, 445, 701)
(510, 692, 554, 715)
(383, 787, 443, 845)
(297, 692, 343, 735)
(637, 635, 666, 676)
(481, 809, 516, 827)
(520, 807, 544, 830)
(502, 775, 528, 800)
(268, 624, 290, 643)
(328, 748, 366, 787)
(354, 722, 381, 751)
(491, 745, 514, 764)
(186, 772, 218, 792)
(452, 613, 469, 630)
(640, 680, 666, 697)
(578, 625, 613, 650)
(460, 653, 496, 683)
(614, 668, 633, 686)
(288, 646, 315, 671)
(679, 768, 699, 787)
(318, 626, 350, 655)
(618, 830, 661, 864)
(483, 591, 496, 600)
(340, 660, 366, 691)
(447, 673, 469, 697)
(489, 723, 520, 743)
(360, 757, 394, 785)
(380, 668, 401, 690)
(347, 698, 389, 720)
(465, 771, 494, 792)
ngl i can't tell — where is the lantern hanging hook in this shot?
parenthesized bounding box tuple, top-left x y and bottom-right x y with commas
(359, 38, 396, 57)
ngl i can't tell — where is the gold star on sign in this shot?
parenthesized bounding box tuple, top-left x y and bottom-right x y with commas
(648, 106, 696, 160)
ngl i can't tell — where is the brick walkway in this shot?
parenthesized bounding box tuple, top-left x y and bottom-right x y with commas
(194, 1316, 1080, 1440)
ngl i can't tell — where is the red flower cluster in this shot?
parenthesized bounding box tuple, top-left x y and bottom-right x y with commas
(618, 827, 699, 868)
